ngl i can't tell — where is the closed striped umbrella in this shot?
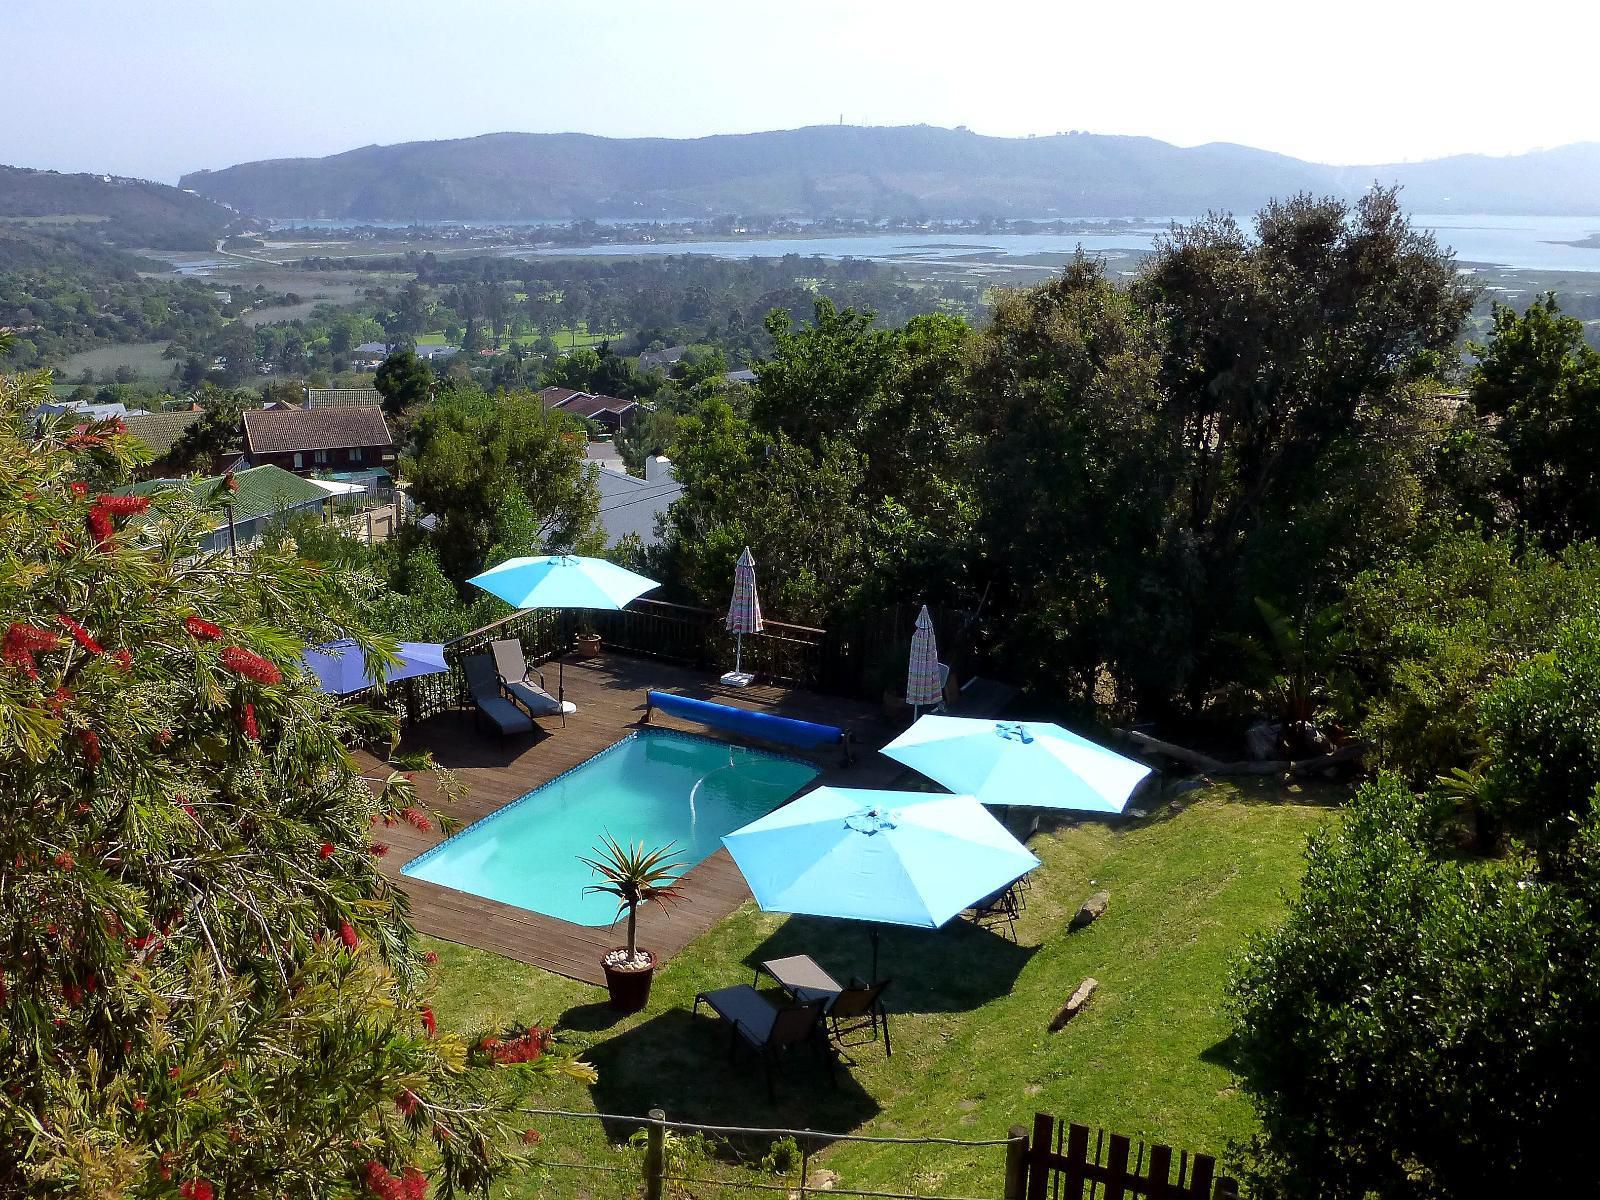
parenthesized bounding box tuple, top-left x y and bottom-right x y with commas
(906, 604, 943, 710)
(721, 546, 764, 686)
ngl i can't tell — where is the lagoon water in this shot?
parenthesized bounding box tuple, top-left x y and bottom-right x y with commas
(512, 213, 1600, 274)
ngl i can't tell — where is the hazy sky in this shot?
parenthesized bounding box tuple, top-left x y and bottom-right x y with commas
(6, 0, 1597, 183)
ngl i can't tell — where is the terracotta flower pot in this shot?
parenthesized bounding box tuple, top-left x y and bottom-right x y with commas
(601, 947, 656, 1012)
(576, 633, 603, 659)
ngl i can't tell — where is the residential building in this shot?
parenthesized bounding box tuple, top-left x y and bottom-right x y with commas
(122, 409, 203, 478)
(638, 344, 687, 374)
(725, 368, 758, 384)
(305, 387, 384, 410)
(591, 455, 681, 548)
(33, 400, 130, 424)
(241, 406, 396, 477)
(536, 386, 639, 433)
(121, 465, 331, 555)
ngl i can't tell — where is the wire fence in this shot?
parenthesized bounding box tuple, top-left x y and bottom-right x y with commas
(517, 1106, 1029, 1200)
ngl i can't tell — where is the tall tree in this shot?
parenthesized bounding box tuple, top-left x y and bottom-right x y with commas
(374, 349, 434, 420)
(1468, 293, 1600, 545)
(404, 388, 602, 582)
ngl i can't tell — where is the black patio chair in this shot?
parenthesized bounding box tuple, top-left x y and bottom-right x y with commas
(966, 882, 1021, 941)
(797, 978, 892, 1061)
(692, 985, 832, 1099)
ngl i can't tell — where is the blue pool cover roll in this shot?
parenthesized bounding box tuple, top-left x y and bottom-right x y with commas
(646, 690, 842, 750)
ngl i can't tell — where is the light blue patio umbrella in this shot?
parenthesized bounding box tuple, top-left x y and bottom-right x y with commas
(879, 716, 1153, 814)
(467, 554, 660, 712)
(722, 786, 1039, 977)
(467, 554, 660, 611)
(303, 638, 449, 695)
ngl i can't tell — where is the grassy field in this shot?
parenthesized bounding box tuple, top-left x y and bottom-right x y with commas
(424, 780, 1334, 1199)
(57, 340, 173, 382)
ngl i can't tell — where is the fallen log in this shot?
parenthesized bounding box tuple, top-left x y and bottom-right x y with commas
(1116, 729, 1367, 778)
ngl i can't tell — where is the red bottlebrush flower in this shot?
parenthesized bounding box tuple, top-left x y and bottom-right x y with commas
(77, 729, 101, 767)
(400, 807, 431, 833)
(154, 728, 172, 747)
(395, 1088, 419, 1117)
(184, 616, 223, 641)
(240, 701, 259, 741)
(319, 842, 335, 860)
(220, 645, 282, 685)
(338, 920, 358, 949)
(423, 950, 438, 965)
(55, 615, 102, 654)
(4, 622, 62, 679)
(521, 1128, 542, 1146)
(52, 851, 74, 871)
(180, 803, 198, 821)
(179, 1180, 214, 1200)
(362, 1161, 406, 1200)
(400, 1167, 428, 1200)
(98, 493, 148, 516)
(69, 481, 88, 497)
(44, 687, 72, 716)
(420, 1006, 436, 1038)
(86, 504, 114, 548)
(485, 1027, 546, 1065)
(63, 982, 83, 1006)
(131, 1096, 146, 1112)
(369, 842, 389, 858)
(111, 648, 133, 671)
(168, 1065, 182, 1078)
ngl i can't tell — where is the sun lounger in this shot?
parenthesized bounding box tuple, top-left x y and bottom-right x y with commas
(489, 637, 573, 723)
(461, 653, 533, 736)
(692, 985, 833, 1098)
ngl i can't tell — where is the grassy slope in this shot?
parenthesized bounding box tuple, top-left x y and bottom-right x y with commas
(424, 782, 1333, 1198)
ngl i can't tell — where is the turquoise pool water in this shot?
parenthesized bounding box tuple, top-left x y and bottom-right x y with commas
(401, 730, 820, 926)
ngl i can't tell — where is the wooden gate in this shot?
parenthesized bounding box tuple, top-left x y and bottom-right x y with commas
(1023, 1114, 1240, 1200)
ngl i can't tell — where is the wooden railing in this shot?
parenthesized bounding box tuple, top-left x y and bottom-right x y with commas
(390, 598, 830, 728)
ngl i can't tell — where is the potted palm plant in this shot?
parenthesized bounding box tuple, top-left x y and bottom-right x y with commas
(582, 835, 687, 1012)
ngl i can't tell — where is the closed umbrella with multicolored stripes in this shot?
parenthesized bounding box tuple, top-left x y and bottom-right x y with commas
(906, 604, 942, 713)
(721, 546, 764, 687)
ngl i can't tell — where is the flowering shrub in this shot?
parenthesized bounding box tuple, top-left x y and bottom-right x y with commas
(0, 356, 590, 1197)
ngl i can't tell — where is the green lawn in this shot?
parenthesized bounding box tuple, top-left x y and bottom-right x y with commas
(424, 781, 1334, 1198)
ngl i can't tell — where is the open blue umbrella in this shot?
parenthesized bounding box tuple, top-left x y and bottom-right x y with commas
(723, 786, 1039, 976)
(467, 554, 659, 611)
(303, 639, 449, 696)
(467, 554, 660, 712)
(880, 716, 1152, 813)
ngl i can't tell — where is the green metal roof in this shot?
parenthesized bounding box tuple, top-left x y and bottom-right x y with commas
(123, 464, 329, 526)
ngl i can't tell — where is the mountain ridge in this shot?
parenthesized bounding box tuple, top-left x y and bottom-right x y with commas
(175, 125, 1600, 221)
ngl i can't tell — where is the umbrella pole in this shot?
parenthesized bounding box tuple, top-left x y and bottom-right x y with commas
(734, 631, 743, 678)
(870, 926, 880, 983)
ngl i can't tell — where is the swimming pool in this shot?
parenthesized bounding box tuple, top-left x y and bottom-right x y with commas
(401, 730, 820, 926)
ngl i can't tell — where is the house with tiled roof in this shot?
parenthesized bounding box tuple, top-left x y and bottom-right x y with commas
(122, 409, 204, 477)
(535, 386, 639, 433)
(305, 387, 384, 410)
(241, 406, 395, 477)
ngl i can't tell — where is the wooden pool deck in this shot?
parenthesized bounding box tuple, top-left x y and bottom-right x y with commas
(359, 654, 907, 984)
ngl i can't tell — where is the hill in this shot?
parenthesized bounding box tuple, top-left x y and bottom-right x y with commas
(0, 165, 239, 250)
(179, 126, 1600, 221)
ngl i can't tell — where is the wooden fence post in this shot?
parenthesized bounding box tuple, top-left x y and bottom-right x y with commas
(643, 1108, 666, 1200)
(1004, 1124, 1029, 1200)
(1026, 1112, 1054, 1200)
